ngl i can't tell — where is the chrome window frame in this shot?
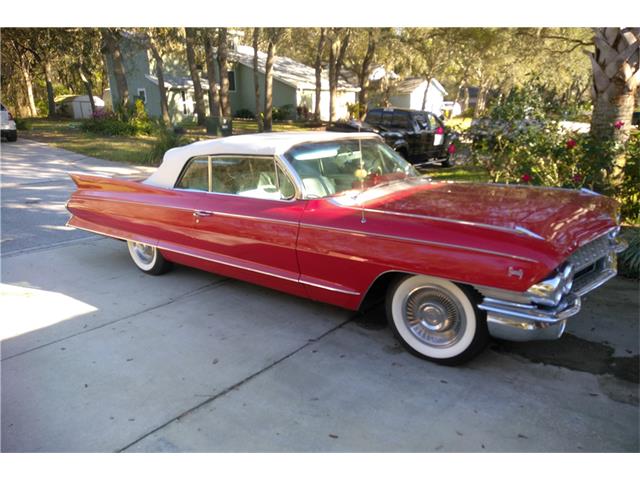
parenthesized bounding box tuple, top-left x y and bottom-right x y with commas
(174, 154, 304, 202)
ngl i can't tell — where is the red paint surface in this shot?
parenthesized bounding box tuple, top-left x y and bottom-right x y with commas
(67, 174, 618, 311)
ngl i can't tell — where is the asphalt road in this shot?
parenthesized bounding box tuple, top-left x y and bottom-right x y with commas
(1, 138, 638, 452)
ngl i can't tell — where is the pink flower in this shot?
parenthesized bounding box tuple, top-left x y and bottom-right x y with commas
(572, 174, 583, 183)
(566, 138, 577, 149)
(614, 120, 625, 129)
(521, 173, 532, 183)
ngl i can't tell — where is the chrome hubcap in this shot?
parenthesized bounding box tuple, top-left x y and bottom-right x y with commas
(132, 242, 154, 265)
(403, 286, 465, 348)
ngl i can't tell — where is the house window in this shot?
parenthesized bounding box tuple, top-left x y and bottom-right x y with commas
(181, 91, 187, 115)
(137, 88, 147, 104)
(227, 70, 236, 92)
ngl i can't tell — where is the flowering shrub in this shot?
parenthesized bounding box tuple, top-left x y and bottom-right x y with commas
(467, 81, 638, 225)
(80, 100, 152, 136)
(470, 122, 638, 222)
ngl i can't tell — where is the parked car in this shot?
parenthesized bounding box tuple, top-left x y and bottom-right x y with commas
(328, 107, 456, 167)
(1, 103, 17, 142)
(66, 132, 626, 364)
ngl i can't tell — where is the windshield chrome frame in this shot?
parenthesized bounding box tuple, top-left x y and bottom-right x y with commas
(279, 137, 417, 201)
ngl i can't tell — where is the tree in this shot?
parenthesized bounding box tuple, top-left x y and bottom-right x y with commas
(203, 29, 220, 118)
(145, 28, 172, 125)
(263, 28, 286, 131)
(589, 28, 640, 143)
(185, 28, 207, 126)
(217, 28, 232, 118)
(4, 30, 39, 116)
(327, 28, 351, 122)
(314, 28, 327, 122)
(252, 28, 264, 132)
(101, 28, 129, 111)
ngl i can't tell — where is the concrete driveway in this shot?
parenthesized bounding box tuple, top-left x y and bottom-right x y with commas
(1, 139, 638, 452)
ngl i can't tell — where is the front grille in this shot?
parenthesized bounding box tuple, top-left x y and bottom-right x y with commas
(568, 233, 616, 295)
(569, 234, 611, 273)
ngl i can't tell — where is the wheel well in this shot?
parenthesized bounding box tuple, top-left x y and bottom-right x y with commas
(359, 271, 482, 312)
(358, 271, 406, 311)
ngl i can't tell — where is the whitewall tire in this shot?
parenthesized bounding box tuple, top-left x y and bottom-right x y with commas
(386, 274, 488, 365)
(126, 241, 171, 275)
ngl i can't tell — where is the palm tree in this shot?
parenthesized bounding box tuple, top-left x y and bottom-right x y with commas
(589, 28, 640, 143)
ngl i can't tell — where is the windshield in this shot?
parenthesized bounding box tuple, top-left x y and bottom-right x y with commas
(284, 138, 418, 198)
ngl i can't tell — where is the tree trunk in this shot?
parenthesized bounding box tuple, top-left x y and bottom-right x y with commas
(328, 29, 350, 122)
(263, 36, 276, 132)
(19, 58, 38, 117)
(101, 29, 129, 112)
(357, 30, 376, 120)
(421, 77, 432, 111)
(474, 80, 490, 118)
(204, 29, 221, 118)
(314, 28, 326, 122)
(44, 61, 56, 117)
(79, 65, 96, 115)
(589, 27, 640, 143)
(185, 28, 207, 126)
(147, 33, 171, 125)
(217, 28, 232, 118)
(252, 28, 263, 132)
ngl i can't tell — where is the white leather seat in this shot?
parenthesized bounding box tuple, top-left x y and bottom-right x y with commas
(302, 176, 335, 197)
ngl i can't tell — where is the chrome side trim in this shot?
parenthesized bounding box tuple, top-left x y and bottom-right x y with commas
(74, 196, 301, 228)
(332, 203, 545, 241)
(299, 279, 360, 296)
(298, 222, 538, 263)
(514, 226, 545, 240)
(66, 221, 361, 297)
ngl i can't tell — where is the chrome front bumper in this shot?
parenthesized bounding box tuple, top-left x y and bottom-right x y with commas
(478, 238, 627, 342)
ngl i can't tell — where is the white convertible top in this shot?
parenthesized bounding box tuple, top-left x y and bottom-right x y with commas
(144, 131, 381, 188)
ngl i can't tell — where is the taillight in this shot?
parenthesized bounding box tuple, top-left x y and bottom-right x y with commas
(436, 126, 444, 135)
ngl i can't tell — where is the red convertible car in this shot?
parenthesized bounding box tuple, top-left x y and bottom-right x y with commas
(66, 132, 627, 364)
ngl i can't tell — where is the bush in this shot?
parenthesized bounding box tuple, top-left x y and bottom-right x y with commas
(129, 99, 153, 135)
(80, 100, 152, 136)
(15, 118, 32, 131)
(619, 227, 640, 279)
(234, 108, 255, 119)
(468, 82, 639, 225)
(146, 124, 190, 165)
(80, 116, 136, 136)
(272, 104, 295, 122)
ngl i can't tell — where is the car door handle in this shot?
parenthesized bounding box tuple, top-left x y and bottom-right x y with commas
(193, 210, 214, 217)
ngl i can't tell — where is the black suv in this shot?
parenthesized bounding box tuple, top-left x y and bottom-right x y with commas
(328, 107, 455, 167)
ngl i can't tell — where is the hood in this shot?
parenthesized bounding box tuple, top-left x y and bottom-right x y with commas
(362, 181, 618, 257)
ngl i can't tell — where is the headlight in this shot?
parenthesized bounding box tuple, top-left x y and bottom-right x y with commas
(526, 263, 574, 307)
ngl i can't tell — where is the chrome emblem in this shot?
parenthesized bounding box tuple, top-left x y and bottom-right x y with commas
(508, 267, 524, 279)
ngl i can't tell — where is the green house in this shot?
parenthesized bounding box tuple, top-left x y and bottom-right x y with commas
(105, 33, 359, 124)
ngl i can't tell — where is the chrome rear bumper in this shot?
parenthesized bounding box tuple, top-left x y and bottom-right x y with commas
(478, 236, 627, 342)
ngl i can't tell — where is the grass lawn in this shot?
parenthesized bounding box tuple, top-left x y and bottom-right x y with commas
(20, 117, 323, 165)
(17, 117, 492, 185)
(20, 118, 156, 164)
